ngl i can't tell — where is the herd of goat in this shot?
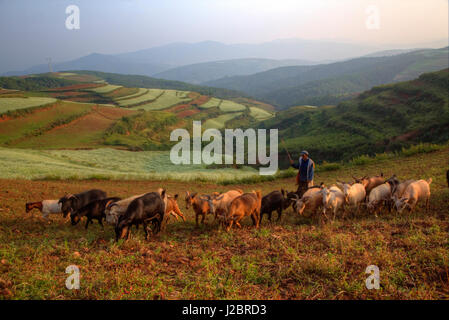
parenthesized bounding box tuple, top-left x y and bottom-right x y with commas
(24, 172, 437, 241)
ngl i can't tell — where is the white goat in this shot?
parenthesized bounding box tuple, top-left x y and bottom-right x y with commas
(321, 186, 345, 220)
(337, 182, 366, 217)
(26, 200, 62, 219)
(367, 183, 392, 216)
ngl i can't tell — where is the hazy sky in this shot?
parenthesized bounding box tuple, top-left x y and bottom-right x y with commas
(0, 0, 447, 72)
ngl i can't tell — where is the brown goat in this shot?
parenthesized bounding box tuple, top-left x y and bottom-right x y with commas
(353, 173, 385, 195)
(225, 191, 262, 231)
(166, 195, 186, 222)
(185, 191, 213, 227)
(161, 195, 186, 230)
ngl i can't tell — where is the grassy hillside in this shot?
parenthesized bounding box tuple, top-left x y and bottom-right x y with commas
(260, 69, 449, 163)
(0, 146, 447, 299)
(206, 47, 449, 108)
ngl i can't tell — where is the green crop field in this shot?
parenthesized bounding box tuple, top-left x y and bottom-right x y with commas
(249, 106, 273, 121)
(117, 89, 163, 107)
(203, 112, 243, 130)
(0, 148, 259, 182)
(219, 100, 247, 112)
(0, 97, 57, 114)
(104, 87, 139, 99)
(130, 90, 191, 111)
(114, 88, 148, 101)
(88, 84, 123, 94)
(198, 97, 221, 109)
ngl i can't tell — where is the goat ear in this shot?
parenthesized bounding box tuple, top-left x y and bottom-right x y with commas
(174, 194, 178, 200)
(191, 192, 198, 198)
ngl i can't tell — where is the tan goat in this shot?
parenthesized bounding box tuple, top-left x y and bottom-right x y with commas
(393, 178, 432, 213)
(225, 191, 262, 231)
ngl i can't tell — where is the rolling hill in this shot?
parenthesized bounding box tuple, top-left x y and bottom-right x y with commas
(206, 47, 449, 108)
(153, 58, 314, 84)
(259, 69, 449, 163)
(0, 71, 274, 151)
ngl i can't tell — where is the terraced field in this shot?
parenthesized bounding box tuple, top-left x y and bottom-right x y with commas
(219, 100, 247, 112)
(0, 101, 91, 145)
(12, 106, 136, 149)
(198, 97, 221, 109)
(203, 112, 243, 130)
(88, 84, 123, 94)
(116, 89, 163, 107)
(113, 88, 147, 101)
(130, 90, 191, 111)
(104, 87, 139, 99)
(0, 97, 57, 114)
(249, 106, 273, 121)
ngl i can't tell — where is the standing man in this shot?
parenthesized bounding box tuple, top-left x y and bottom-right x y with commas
(290, 150, 315, 197)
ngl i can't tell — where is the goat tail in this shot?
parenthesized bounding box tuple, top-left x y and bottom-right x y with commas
(427, 178, 433, 185)
(255, 190, 262, 201)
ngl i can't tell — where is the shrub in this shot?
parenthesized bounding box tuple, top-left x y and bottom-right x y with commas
(400, 143, 443, 157)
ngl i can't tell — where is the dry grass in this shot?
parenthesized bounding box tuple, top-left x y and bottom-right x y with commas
(0, 149, 448, 299)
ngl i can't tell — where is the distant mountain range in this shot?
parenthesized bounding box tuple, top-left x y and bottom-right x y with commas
(2, 38, 382, 77)
(205, 47, 449, 108)
(152, 58, 317, 84)
(2, 53, 170, 78)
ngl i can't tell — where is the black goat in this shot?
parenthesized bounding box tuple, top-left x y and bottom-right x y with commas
(259, 190, 291, 223)
(59, 189, 107, 217)
(71, 197, 121, 229)
(115, 191, 166, 241)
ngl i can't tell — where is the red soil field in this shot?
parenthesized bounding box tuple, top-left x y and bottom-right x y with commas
(177, 109, 200, 118)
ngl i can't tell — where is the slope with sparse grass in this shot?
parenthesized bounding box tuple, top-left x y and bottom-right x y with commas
(0, 146, 447, 299)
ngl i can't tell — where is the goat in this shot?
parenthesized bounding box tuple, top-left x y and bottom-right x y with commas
(367, 183, 392, 216)
(25, 200, 62, 219)
(353, 173, 384, 196)
(58, 189, 107, 217)
(115, 191, 167, 241)
(291, 189, 324, 222)
(337, 181, 366, 217)
(321, 186, 345, 221)
(393, 178, 432, 214)
(259, 190, 290, 223)
(225, 191, 262, 231)
(185, 191, 213, 227)
(200, 189, 243, 223)
(70, 197, 121, 229)
(165, 194, 186, 222)
(105, 194, 144, 225)
(287, 184, 322, 212)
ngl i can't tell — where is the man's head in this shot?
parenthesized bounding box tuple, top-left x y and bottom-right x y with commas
(300, 150, 309, 160)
